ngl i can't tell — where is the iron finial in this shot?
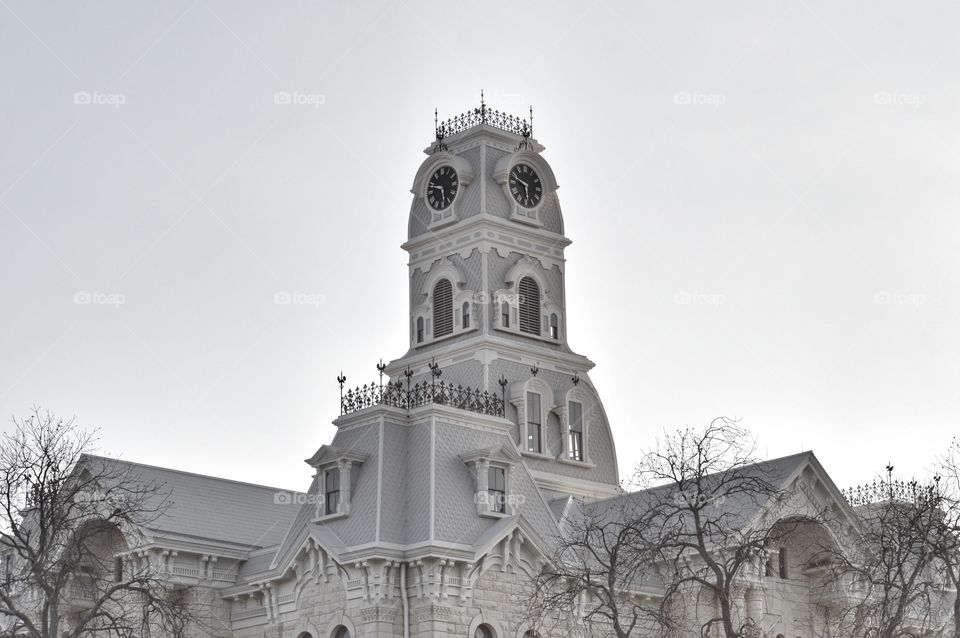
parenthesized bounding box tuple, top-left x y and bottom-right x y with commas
(530, 365, 539, 377)
(572, 373, 580, 386)
(337, 372, 346, 388)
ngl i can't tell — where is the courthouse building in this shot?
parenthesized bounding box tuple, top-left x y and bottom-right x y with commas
(52, 103, 887, 638)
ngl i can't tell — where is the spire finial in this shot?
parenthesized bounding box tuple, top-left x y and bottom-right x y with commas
(529, 105, 534, 137)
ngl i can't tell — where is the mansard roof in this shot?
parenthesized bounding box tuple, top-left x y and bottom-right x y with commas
(78, 455, 302, 550)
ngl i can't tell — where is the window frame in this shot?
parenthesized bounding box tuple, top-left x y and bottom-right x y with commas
(324, 467, 341, 516)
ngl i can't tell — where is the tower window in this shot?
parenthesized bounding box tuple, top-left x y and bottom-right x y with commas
(527, 392, 542, 453)
(549, 313, 559, 340)
(433, 279, 453, 337)
(462, 302, 470, 329)
(518, 277, 541, 335)
(113, 556, 123, 582)
(324, 468, 341, 516)
(416, 317, 424, 343)
(488, 466, 506, 514)
(501, 301, 510, 327)
(568, 401, 583, 461)
(778, 547, 788, 579)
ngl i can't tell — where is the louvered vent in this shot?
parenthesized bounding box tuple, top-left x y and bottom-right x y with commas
(433, 279, 453, 337)
(518, 276, 541, 335)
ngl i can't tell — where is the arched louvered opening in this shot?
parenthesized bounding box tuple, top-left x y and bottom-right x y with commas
(518, 276, 541, 335)
(433, 279, 453, 338)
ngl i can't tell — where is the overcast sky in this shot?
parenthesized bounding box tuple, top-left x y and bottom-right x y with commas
(1, 0, 957, 492)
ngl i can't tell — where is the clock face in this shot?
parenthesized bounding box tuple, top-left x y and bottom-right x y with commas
(508, 163, 543, 208)
(426, 165, 459, 211)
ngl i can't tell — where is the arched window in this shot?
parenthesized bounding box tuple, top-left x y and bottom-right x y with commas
(500, 300, 510, 328)
(474, 625, 493, 638)
(416, 317, 424, 343)
(433, 279, 453, 338)
(462, 302, 470, 329)
(332, 627, 350, 638)
(549, 313, 559, 340)
(523, 632, 540, 638)
(324, 468, 340, 516)
(518, 276, 541, 335)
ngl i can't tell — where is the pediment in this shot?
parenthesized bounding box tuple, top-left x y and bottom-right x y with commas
(304, 445, 369, 469)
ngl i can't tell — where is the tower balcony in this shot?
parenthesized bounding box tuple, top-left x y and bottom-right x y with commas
(338, 373, 504, 419)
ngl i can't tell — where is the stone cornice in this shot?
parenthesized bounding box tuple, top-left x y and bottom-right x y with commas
(402, 213, 570, 265)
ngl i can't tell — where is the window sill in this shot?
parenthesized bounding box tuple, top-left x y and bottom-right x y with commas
(479, 509, 510, 519)
(312, 511, 347, 523)
(521, 450, 554, 461)
(415, 325, 478, 349)
(493, 325, 561, 345)
(556, 457, 594, 468)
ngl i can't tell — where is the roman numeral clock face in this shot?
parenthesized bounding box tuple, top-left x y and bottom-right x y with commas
(426, 166, 459, 211)
(509, 163, 543, 208)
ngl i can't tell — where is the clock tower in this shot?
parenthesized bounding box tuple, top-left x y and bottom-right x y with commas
(385, 98, 619, 498)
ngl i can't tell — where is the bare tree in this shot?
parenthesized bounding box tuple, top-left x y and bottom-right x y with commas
(0, 408, 195, 638)
(528, 497, 670, 638)
(934, 442, 960, 637)
(530, 418, 814, 638)
(830, 472, 951, 638)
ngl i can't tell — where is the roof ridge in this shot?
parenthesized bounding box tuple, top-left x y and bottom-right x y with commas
(80, 453, 305, 494)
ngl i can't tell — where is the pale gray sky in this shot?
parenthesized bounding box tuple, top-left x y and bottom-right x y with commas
(1, 0, 957, 492)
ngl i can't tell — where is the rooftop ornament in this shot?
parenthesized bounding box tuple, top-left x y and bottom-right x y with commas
(434, 90, 533, 152)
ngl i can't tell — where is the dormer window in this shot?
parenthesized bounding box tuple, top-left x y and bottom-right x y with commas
(518, 277, 541, 335)
(324, 468, 341, 515)
(461, 445, 522, 518)
(304, 446, 367, 522)
(433, 279, 453, 337)
(568, 401, 583, 461)
(526, 391, 542, 453)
